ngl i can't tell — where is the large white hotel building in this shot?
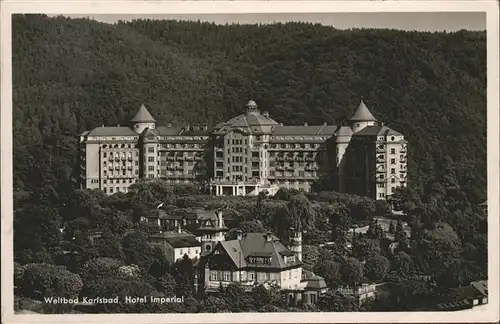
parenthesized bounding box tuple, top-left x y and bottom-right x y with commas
(79, 99, 408, 200)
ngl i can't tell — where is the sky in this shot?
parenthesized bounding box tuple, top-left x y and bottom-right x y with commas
(61, 12, 486, 32)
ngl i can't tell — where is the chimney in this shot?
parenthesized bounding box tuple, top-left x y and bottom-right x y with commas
(167, 123, 172, 127)
(177, 223, 182, 234)
(265, 232, 273, 242)
(304, 122, 308, 126)
(237, 230, 243, 241)
(117, 124, 120, 127)
(102, 124, 104, 128)
(323, 122, 327, 126)
(263, 111, 270, 118)
(204, 125, 208, 131)
(280, 123, 284, 126)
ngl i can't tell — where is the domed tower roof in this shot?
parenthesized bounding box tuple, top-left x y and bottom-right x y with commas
(213, 100, 279, 135)
(348, 99, 377, 122)
(130, 104, 156, 123)
(246, 99, 259, 115)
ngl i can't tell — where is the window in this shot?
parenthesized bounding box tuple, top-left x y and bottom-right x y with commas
(103, 153, 107, 158)
(390, 158, 396, 164)
(210, 271, 217, 281)
(377, 183, 385, 188)
(391, 187, 396, 193)
(148, 156, 154, 162)
(104, 180, 107, 184)
(148, 147, 154, 153)
(391, 136, 395, 141)
(148, 166, 154, 171)
(115, 186, 119, 192)
(379, 193, 385, 198)
(390, 148, 395, 154)
(110, 188, 114, 193)
(391, 168, 396, 174)
(103, 188, 107, 193)
(224, 271, 231, 281)
(249, 273, 254, 281)
(391, 178, 396, 183)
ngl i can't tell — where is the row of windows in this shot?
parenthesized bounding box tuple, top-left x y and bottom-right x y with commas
(270, 143, 321, 149)
(102, 144, 136, 149)
(378, 186, 400, 197)
(104, 170, 139, 176)
(161, 151, 196, 157)
(178, 248, 199, 255)
(270, 171, 317, 177)
(103, 186, 128, 194)
(103, 152, 138, 158)
(104, 161, 139, 167)
(104, 179, 136, 184)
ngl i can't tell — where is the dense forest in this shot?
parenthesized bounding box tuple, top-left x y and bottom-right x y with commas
(11, 14, 487, 313)
(12, 14, 486, 201)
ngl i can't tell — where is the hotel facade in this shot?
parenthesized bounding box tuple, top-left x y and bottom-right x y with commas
(79, 99, 407, 200)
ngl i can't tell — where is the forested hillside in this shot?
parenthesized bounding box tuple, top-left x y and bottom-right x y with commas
(12, 14, 486, 203)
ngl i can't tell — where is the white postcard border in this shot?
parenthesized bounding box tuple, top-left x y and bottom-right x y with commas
(1, 1, 498, 323)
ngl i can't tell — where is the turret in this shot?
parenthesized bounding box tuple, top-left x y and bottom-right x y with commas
(245, 100, 260, 115)
(288, 227, 302, 261)
(349, 99, 377, 133)
(130, 103, 156, 134)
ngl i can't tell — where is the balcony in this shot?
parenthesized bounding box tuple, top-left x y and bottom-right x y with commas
(108, 157, 113, 162)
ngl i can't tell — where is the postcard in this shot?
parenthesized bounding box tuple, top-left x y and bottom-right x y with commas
(1, 1, 498, 323)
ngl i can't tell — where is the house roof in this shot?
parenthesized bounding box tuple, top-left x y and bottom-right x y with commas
(301, 269, 327, 290)
(164, 236, 201, 248)
(213, 103, 280, 135)
(471, 280, 488, 297)
(349, 100, 377, 122)
(130, 104, 156, 123)
(336, 125, 353, 136)
(86, 126, 138, 137)
(203, 232, 302, 270)
(354, 125, 403, 137)
(271, 125, 337, 136)
(149, 229, 195, 240)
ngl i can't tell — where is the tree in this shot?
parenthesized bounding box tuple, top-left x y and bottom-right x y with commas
(121, 230, 156, 271)
(95, 232, 125, 261)
(173, 254, 195, 296)
(80, 257, 123, 282)
(340, 257, 363, 288)
(366, 219, 385, 240)
(394, 220, 409, 249)
(353, 238, 381, 261)
(417, 222, 461, 275)
(156, 273, 176, 295)
(391, 251, 415, 280)
(199, 296, 229, 313)
(314, 260, 341, 287)
(19, 263, 83, 299)
(388, 221, 395, 234)
(222, 283, 254, 312)
(364, 255, 390, 282)
(317, 291, 357, 311)
(287, 193, 315, 231)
